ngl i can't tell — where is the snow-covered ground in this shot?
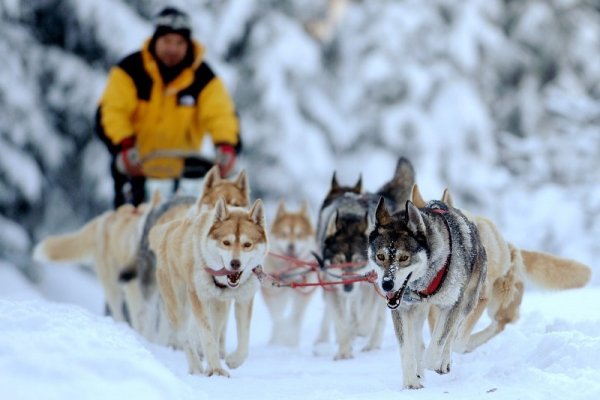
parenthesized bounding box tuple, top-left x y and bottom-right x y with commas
(1, 259, 598, 400)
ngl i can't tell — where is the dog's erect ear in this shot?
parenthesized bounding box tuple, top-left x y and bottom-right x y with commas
(406, 200, 426, 235)
(358, 211, 369, 233)
(249, 198, 266, 228)
(331, 172, 340, 191)
(353, 174, 363, 193)
(394, 157, 415, 184)
(150, 188, 162, 208)
(202, 165, 221, 193)
(235, 169, 250, 204)
(411, 183, 426, 208)
(275, 199, 286, 219)
(375, 197, 392, 226)
(441, 188, 454, 207)
(326, 210, 339, 237)
(214, 197, 229, 221)
(300, 199, 311, 218)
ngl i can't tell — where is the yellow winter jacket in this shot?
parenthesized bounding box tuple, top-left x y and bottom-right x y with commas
(97, 39, 240, 178)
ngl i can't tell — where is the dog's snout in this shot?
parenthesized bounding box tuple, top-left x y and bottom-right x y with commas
(287, 243, 295, 255)
(382, 276, 394, 292)
(230, 259, 241, 270)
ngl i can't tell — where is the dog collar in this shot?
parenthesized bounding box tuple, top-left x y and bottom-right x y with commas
(417, 207, 451, 298)
(417, 257, 449, 298)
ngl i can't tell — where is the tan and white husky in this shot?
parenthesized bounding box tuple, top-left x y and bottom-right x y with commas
(121, 166, 251, 343)
(261, 200, 318, 346)
(32, 191, 162, 324)
(411, 185, 592, 353)
(149, 197, 269, 377)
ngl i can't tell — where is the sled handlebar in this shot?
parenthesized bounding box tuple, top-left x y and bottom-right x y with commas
(139, 150, 215, 179)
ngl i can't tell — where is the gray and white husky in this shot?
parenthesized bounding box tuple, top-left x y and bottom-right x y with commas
(368, 195, 486, 389)
(314, 157, 415, 360)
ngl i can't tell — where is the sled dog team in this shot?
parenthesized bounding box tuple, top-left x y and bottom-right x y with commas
(33, 160, 592, 389)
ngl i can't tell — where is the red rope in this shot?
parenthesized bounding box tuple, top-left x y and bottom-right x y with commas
(267, 251, 367, 271)
(262, 253, 384, 297)
(267, 252, 318, 268)
(253, 266, 386, 298)
(286, 270, 378, 288)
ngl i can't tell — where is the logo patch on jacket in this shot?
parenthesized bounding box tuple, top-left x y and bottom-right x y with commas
(178, 95, 196, 106)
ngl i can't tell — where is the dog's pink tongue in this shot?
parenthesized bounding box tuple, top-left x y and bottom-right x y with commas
(386, 291, 397, 300)
(205, 267, 230, 276)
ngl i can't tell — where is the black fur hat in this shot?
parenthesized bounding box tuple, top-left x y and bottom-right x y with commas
(152, 6, 192, 41)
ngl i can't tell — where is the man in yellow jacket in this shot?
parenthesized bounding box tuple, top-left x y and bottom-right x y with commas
(96, 6, 241, 208)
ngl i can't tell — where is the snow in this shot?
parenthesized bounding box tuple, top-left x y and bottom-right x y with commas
(1, 0, 600, 398)
(1, 258, 599, 400)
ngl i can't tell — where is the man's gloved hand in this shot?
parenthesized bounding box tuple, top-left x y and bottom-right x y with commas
(115, 137, 143, 177)
(215, 144, 236, 178)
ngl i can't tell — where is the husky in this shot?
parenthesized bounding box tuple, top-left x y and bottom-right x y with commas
(411, 185, 592, 353)
(121, 166, 251, 343)
(32, 190, 162, 325)
(261, 200, 318, 346)
(314, 157, 415, 360)
(368, 195, 487, 389)
(149, 197, 268, 377)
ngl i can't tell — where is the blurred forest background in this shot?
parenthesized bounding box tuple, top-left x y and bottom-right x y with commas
(1, 0, 599, 282)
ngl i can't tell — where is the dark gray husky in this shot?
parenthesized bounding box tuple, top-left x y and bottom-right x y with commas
(313, 157, 415, 360)
(368, 195, 486, 389)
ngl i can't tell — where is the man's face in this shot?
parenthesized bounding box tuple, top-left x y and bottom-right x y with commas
(154, 33, 188, 67)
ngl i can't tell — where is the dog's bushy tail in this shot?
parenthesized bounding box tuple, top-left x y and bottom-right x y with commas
(32, 212, 107, 264)
(520, 249, 592, 289)
(376, 156, 415, 206)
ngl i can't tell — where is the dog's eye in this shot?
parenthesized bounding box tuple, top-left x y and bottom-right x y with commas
(222, 240, 231, 246)
(243, 242, 252, 249)
(399, 254, 409, 262)
(376, 253, 385, 261)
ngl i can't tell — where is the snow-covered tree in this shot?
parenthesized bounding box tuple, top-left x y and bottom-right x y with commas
(0, 0, 598, 281)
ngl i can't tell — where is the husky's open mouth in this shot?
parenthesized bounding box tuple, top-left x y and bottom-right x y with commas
(385, 273, 412, 310)
(226, 271, 243, 288)
(206, 267, 244, 289)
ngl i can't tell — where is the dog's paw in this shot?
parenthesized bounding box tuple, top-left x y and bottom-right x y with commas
(188, 365, 204, 375)
(425, 358, 451, 374)
(205, 367, 230, 378)
(424, 346, 445, 372)
(186, 354, 204, 375)
(361, 343, 381, 352)
(404, 382, 424, 390)
(333, 351, 354, 361)
(225, 352, 247, 369)
(403, 371, 424, 389)
(435, 362, 451, 375)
